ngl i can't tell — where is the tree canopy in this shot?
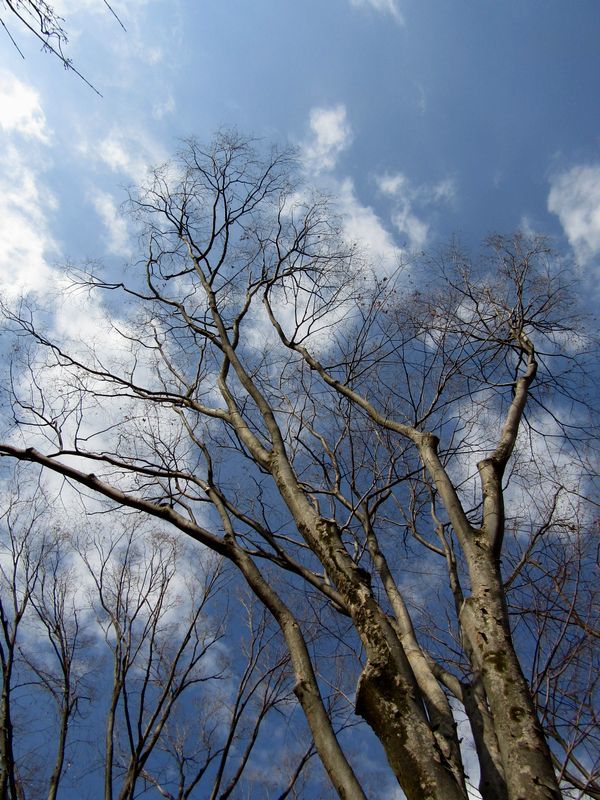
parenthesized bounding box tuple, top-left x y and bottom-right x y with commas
(0, 134, 598, 800)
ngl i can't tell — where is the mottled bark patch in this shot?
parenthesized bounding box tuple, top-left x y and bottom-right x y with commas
(484, 650, 508, 672)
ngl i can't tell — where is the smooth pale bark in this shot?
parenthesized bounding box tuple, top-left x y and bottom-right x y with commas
(459, 555, 561, 800)
(205, 289, 471, 798)
(420, 438, 561, 800)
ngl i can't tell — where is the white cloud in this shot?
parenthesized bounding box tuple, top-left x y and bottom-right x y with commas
(54, 0, 154, 18)
(97, 134, 148, 180)
(298, 108, 447, 267)
(302, 104, 353, 173)
(518, 215, 540, 240)
(377, 171, 457, 206)
(337, 178, 401, 272)
(152, 94, 175, 120)
(49, 0, 177, 90)
(377, 173, 408, 196)
(0, 93, 57, 296)
(298, 105, 449, 266)
(548, 164, 600, 263)
(376, 171, 456, 253)
(144, 46, 164, 65)
(428, 177, 457, 205)
(299, 105, 404, 268)
(78, 128, 165, 183)
(349, 0, 403, 24)
(0, 71, 50, 142)
(416, 83, 427, 114)
(89, 189, 133, 257)
(391, 203, 429, 252)
(0, 159, 56, 296)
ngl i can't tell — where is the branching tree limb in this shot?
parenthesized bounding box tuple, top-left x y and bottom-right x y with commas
(0, 135, 597, 800)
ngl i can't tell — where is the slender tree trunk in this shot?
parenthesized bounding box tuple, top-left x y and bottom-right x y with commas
(105, 681, 120, 800)
(47, 697, 70, 800)
(0, 676, 18, 800)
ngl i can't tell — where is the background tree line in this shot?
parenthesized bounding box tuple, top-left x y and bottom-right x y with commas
(0, 469, 324, 798)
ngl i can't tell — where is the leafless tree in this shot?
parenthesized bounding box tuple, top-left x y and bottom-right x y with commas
(0, 134, 597, 800)
(79, 526, 228, 800)
(0, 474, 88, 800)
(0, 474, 313, 798)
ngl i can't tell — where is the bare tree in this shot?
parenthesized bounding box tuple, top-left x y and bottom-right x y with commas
(24, 538, 90, 800)
(78, 526, 229, 800)
(139, 595, 318, 800)
(0, 475, 312, 798)
(0, 474, 88, 800)
(0, 134, 597, 800)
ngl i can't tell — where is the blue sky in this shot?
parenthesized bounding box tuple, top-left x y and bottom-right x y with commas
(1, 0, 600, 304)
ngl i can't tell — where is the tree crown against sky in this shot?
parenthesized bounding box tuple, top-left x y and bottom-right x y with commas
(0, 134, 598, 800)
(0, 2, 599, 799)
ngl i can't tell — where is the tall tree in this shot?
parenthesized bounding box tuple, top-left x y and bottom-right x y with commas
(0, 473, 312, 799)
(0, 134, 597, 800)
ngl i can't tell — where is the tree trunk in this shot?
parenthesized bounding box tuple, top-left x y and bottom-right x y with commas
(460, 552, 561, 800)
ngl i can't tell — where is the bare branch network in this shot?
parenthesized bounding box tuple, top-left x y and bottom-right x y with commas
(0, 134, 598, 800)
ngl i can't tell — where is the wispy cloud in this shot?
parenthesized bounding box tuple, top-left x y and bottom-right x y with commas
(376, 171, 457, 253)
(152, 94, 176, 120)
(301, 104, 401, 269)
(54, 0, 155, 20)
(0, 146, 57, 297)
(302, 104, 353, 173)
(97, 133, 150, 180)
(0, 73, 56, 297)
(78, 127, 165, 183)
(300, 106, 455, 267)
(349, 0, 403, 24)
(377, 171, 457, 205)
(548, 164, 600, 264)
(89, 189, 133, 257)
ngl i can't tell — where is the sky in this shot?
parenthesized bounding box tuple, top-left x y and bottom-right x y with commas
(1, 0, 600, 307)
(0, 1, 599, 797)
